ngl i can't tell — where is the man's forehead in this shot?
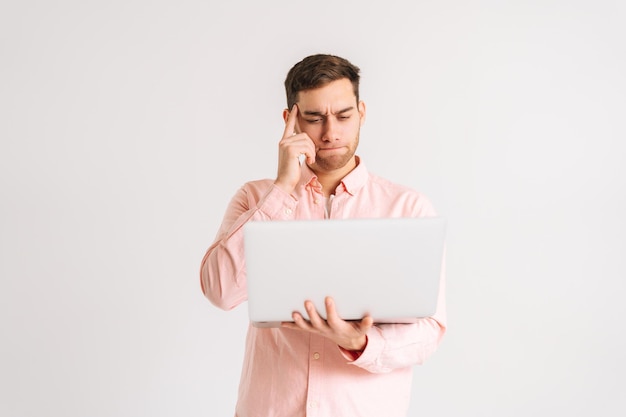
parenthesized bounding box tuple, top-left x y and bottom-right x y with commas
(296, 79, 356, 108)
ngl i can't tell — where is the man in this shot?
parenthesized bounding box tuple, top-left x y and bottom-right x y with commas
(200, 54, 446, 417)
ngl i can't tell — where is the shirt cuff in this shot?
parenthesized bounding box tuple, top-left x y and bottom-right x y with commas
(257, 184, 298, 220)
(347, 327, 384, 366)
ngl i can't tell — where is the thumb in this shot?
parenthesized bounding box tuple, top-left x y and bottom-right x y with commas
(360, 315, 374, 333)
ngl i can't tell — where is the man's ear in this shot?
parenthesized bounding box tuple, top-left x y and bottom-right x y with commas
(282, 108, 290, 124)
(358, 101, 367, 126)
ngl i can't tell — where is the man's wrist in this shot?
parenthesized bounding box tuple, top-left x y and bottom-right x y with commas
(338, 336, 367, 361)
(342, 335, 367, 353)
(273, 179, 296, 195)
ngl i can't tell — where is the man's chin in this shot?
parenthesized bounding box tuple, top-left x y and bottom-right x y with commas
(313, 155, 354, 172)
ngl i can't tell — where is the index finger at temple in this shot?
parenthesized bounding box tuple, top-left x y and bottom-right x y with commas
(294, 108, 303, 135)
(282, 104, 298, 139)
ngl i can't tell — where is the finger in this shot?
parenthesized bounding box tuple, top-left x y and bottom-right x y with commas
(282, 104, 298, 139)
(324, 296, 343, 327)
(304, 140, 316, 165)
(292, 311, 313, 331)
(359, 315, 374, 333)
(294, 107, 302, 135)
(280, 321, 298, 330)
(305, 300, 328, 330)
(282, 136, 315, 163)
(282, 134, 315, 165)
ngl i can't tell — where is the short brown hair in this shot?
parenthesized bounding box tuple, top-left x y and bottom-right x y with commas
(284, 54, 361, 108)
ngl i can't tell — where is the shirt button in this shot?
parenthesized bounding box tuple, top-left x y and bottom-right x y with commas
(314, 199, 320, 204)
(284, 208, 292, 215)
(313, 352, 320, 360)
(309, 401, 318, 408)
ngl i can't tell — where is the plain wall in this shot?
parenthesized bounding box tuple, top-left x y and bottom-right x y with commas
(1, 1, 625, 416)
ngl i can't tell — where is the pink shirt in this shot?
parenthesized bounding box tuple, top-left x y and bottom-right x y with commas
(200, 158, 446, 417)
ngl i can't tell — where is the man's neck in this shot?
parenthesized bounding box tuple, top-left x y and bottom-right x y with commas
(316, 174, 342, 198)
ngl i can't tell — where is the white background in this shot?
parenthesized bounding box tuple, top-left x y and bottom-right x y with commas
(1, 1, 625, 416)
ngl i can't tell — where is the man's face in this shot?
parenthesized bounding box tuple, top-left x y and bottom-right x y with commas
(293, 78, 366, 174)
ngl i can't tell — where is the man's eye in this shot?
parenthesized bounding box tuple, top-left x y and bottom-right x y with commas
(339, 115, 351, 120)
(306, 119, 322, 123)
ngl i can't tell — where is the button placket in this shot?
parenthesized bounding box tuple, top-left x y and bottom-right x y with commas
(306, 334, 325, 415)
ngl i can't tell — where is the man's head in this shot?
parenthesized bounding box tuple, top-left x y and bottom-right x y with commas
(284, 54, 361, 109)
(282, 54, 366, 176)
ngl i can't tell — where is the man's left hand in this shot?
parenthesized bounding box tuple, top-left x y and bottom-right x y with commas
(281, 296, 374, 352)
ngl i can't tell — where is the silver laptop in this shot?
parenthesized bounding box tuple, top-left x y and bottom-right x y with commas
(243, 217, 446, 327)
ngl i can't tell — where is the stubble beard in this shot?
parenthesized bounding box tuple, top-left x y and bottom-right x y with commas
(313, 132, 360, 172)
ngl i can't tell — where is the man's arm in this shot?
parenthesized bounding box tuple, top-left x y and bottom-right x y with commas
(352, 265, 447, 373)
(201, 105, 315, 310)
(283, 255, 447, 373)
(200, 183, 297, 310)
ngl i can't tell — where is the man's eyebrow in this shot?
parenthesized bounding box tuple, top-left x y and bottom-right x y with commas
(335, 106, 355, 115)
(302, 106, 355, 117)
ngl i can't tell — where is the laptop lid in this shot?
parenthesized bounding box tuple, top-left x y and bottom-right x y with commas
(243, 217, 446, 327)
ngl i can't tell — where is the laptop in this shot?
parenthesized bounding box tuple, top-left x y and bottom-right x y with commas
(243, 217, 446, 327)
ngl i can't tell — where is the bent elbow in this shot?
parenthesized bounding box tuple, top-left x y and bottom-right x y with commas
(414, 319, 447, 366)
(203, 286, 242, 311)
(200, 269, 245, 311)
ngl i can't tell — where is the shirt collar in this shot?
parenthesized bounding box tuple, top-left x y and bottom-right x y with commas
(299, 155, 368, 196)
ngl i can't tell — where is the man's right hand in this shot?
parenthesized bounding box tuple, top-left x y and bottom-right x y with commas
(274, 105, 316, 195)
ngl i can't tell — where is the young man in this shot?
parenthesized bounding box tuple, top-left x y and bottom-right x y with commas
(200, 54, 446, 417)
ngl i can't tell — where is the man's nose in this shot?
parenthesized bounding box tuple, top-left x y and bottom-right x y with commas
(321, 118, 338, 141)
